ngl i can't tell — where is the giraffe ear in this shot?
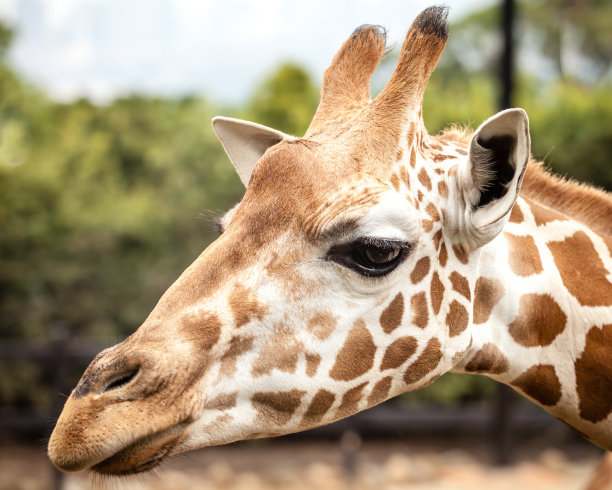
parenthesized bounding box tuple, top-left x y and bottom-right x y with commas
(212, 116, 291, 186)
(458, 108, 530, 240)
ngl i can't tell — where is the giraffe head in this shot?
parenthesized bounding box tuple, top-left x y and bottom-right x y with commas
(48, 6, 530, 475)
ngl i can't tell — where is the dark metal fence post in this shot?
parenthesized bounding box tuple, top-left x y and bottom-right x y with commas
(500, 0, 515, 110)
(340, 429, 361, 486)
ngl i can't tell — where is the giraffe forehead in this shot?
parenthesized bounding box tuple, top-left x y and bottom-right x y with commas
(306, 185, 419, 241)
(230, 145, 419, 243)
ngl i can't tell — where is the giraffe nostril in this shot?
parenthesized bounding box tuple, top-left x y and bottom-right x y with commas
(102, 367, 140, 393)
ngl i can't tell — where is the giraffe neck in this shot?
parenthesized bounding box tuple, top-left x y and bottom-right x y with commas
(453, 195, 612, 448)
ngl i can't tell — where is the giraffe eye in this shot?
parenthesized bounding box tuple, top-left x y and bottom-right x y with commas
(362, 245, 401, 264)
(328, 238, 411, 277)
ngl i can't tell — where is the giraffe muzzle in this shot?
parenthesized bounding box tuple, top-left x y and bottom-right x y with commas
(48, 340, 201, 474)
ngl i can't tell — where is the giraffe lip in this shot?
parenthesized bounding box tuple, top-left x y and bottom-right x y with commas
(91, 423, 188, 475)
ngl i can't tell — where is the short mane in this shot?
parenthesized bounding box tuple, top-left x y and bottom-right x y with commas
(439, 127, 612, 238)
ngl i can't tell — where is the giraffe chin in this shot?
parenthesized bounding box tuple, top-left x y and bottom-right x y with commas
(90, 423, 188, 475)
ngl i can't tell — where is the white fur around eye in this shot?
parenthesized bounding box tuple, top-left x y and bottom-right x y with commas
(349, 192, 419, 243)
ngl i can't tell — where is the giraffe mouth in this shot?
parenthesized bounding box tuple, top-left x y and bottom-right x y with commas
(91, 422, 188, 475)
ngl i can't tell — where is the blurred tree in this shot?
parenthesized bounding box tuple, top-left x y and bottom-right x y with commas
(444, 0, 612, 84)
(0, 28, 244, 341)
(0, 21, 13, 60)
(245, 63, 320, 135)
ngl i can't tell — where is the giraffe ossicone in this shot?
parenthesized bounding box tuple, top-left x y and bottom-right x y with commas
(48, 5, 612, 476)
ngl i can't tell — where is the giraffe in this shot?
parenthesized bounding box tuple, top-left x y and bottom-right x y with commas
(48, 6, 612, 476)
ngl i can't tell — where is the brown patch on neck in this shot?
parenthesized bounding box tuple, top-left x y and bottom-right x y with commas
(307, 312, 337, 340)
(329, 320, 377, 381)
(404, 337, 442, 386)
(228, 285, 266, 328)
(300, 389, 336, 428)
(425, 202, 440, 221)
(380, 293, 405, 334)
(400, 166, 410, 187)
(446, 300, 469, 337)
(504, 233, 543, 277)
(380, 336, 417, 371)
(422, 218, 434, 233)
(575, 324, 612, 423)
(473, 277, 505, 324)
(336, 382, 368, 419)
(410, 149, 417, 168)
(252, 389, 306, 426)
(449, 272, 470, 300)
(410, 257, 431, 284)
(548, 231, 612, 306)
(526, 198, 568, 226)
(429, 271, 445, 315)
(418, 168, 432, 191)
(508, 293, 567, 347)
(439, 242, 448, 267)
(511, 364, 562, 407)
(464, 343, 509, 374)
(433, 230, 443, 251)
(410, 292, 429, 328)
(367, 376, 393, 407)
(390, 173, 401, 192)
(437, 181, 449, 198)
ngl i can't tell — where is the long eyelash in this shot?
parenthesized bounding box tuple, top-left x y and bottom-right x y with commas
(357, 237, 411, 251)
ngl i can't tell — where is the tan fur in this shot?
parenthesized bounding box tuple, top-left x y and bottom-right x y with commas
(306, 25, 387, 139)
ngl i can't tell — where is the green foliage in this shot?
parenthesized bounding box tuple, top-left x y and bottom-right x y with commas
(245, 62, 320, 135)
(446, 0, 612, 84)
(0, 89, 244, 340)
(519, 81, 612, 189)
(0, 21, 13, 60)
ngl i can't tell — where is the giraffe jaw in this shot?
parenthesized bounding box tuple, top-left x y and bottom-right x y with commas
(90, 422, 189, 475)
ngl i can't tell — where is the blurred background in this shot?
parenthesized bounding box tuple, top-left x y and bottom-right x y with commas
(0, 0, 611, 489)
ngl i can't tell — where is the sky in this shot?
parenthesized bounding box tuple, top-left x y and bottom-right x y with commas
(0, 0, 496, 103)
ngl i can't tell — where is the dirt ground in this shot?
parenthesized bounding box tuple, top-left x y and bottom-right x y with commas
(0, 438, 605, 490)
